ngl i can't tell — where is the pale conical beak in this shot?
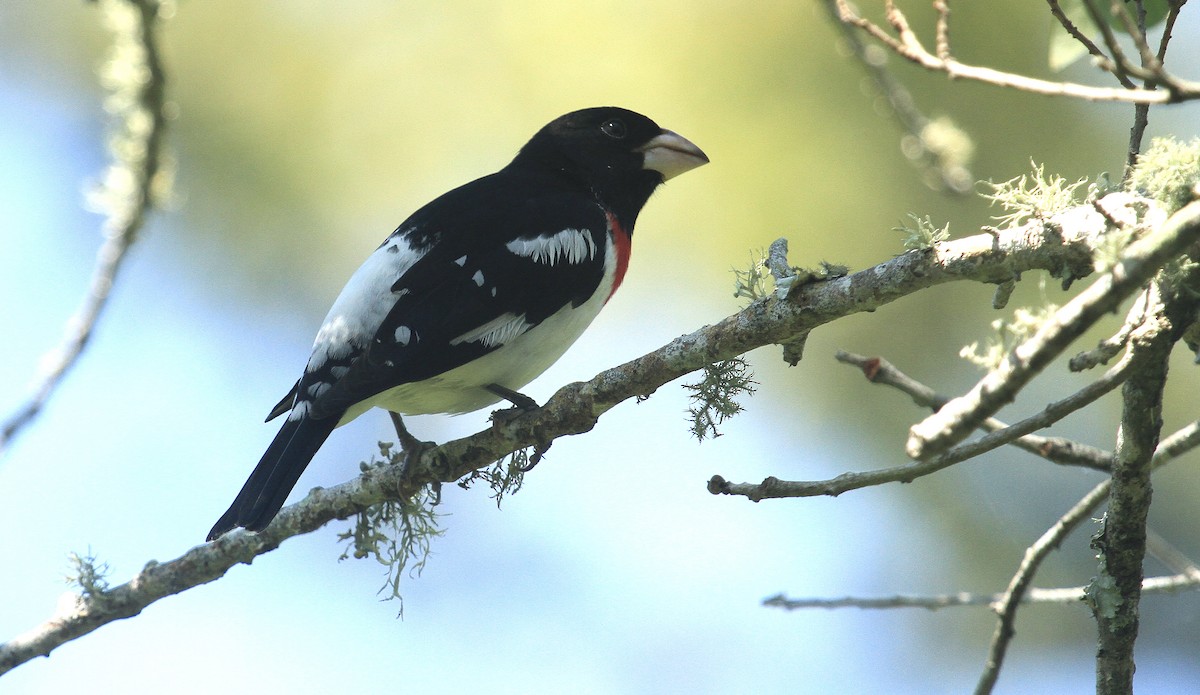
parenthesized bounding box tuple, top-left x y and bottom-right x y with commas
(638, 129, 709, 181)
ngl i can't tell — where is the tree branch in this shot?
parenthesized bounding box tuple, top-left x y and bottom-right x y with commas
(1090, 276, 1187, 694)
(836, 350, 1113, 471)
(0, 190, 1159, 674)
(0, 0, 170, 455)
(710, 347, 1131, 503)
(907, 198, 1200, 459)
(1044, 0, 1136, 88)
(976, 477, 1113, 694)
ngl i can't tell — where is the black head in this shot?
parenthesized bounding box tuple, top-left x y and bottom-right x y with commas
(509, 107, 708, 226)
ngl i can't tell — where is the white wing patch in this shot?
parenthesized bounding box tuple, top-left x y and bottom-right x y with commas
(506, 228, 596, 266)
(307, 235, 425, 370)
(449, 312, 533, 349)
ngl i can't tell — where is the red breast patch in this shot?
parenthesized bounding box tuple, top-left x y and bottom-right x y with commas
(606, 210, 631, 302)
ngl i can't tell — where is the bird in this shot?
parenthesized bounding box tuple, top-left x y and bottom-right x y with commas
(207, 106, 708, 541)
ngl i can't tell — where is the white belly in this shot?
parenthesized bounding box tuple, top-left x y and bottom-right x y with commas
(338, 272, 612, 423)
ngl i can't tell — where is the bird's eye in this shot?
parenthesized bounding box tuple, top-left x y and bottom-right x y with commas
(600, 119, 627, 139)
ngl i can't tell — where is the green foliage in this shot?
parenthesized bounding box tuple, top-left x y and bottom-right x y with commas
(1126, 137, 1200, 213)
(1048, 0, 1173, 71)
(982, 161, 1088, 228)
(895, 213, 950, 251)
(684, 358, 757, 441)
(339, 445, 445, 610)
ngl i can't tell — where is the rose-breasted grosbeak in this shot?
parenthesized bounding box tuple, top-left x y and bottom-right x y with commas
(207, 107, 708, 540)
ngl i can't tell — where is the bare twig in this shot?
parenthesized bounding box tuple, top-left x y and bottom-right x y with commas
(975, 479, 1112, 695)
(932, 0, 950, 62)
(0, 0, 170, 454)
(710, 348, 1131, 503)
(1153, 418, 1200, 465)
(1120, 0, 1188, 174)
(1156, 1, 1185, 64)
(1107, 0, 1159, 69)
(1044, 0, 1136, 87)
(1145, 528, 1200, 579)
(834, 0, 1200, 104)
(819, 0, 973, 193)
(1122, 0, 1156, 172)
(763, 571, 1200, 611)
(908, 199, 1200, 460)
(1069, 288, 1152, 370)
(1080, 0, 1141, 85)
(836, 350, 1113, 471)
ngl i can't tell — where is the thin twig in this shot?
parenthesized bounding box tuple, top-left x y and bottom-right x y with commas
(1069, 288, 1151, 371)
(1156, 2, 1185, 64)
(0, 0, 169, 454)
(834, 0, 1200, 104)
(1124, 0, 1156, 173)
(763, 572, 1200, 611)
(1080, 0, 1139, 85)
(975, 479, 1112, 695)
(819, 0, 973, 193)
(1109, 0, 1159, 69)
(1145, 528, 1200, 579)
(1152, 419, 1200, 465)
(711, 349, 1131, 503)
(1044, 0, 1135, 87)
(933, 0, 950, 62)
(836, 350, 1113, 471)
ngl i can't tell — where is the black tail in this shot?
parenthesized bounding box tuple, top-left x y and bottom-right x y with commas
(207, 413, 341, 541)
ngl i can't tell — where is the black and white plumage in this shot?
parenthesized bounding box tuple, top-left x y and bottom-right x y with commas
(207, 107, 708, 540)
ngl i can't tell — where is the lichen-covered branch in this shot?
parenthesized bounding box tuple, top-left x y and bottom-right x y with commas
(0, 191, 1151, 674)
(907, 198, 1200, 460)
(1089, 274, 1191, 695)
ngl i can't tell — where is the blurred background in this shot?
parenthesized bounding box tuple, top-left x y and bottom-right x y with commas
(2, 2, 1199, 693)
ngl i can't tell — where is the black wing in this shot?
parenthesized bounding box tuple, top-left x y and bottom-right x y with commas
(301, 169, 612, 420)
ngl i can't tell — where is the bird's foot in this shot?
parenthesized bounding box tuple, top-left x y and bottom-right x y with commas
(484, 384, 549, 471)
(388, 411, 447, 500)
(486, 383, 540, 427)
(485, 383, 539, 419)
(388, 411, 434, 457)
